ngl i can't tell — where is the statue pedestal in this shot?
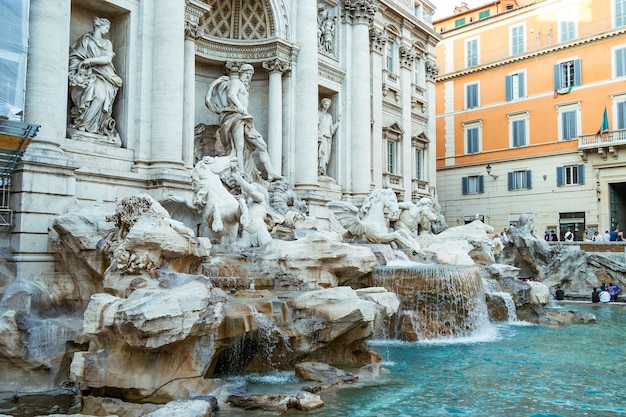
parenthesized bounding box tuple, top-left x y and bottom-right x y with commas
(301, 176, 343, 231)
(68, 128, 122, 148)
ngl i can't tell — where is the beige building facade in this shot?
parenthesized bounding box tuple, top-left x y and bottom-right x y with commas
(1, 0, 440, 279)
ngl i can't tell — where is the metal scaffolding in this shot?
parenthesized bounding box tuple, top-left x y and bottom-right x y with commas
(0, 119, 40, 226)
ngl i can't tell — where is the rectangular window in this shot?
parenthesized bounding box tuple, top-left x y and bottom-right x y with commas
(479, 10, 490, 19)
(560, 20, 576, 42)
(414, 4, 422, 19)
(618, 100, 626, 129)
(466, 39, 478, 67)
(413, 57, 423, 86)
(557, 165, 585, 186)
(617, 0, 626, 27)
(462, 175, 484, 195)
(615, 46, 626, 77)
(510, 117, 527, 147)
(455, 17, 466, 27)
(553, 59, 582, 89)
(387, 41, 396, 73)
(466, 83, 479, 109)
(561, 110, 578, 140)
(505, 72, 525, 100)
(387, 140, 397, 174)
(511, 25, 525, 55)
(414, 148, 423, 180)
(465, 126, 480, 154)
(507, 170, 532, 190)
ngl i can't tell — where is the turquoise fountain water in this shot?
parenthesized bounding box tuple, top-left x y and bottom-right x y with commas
(221, 303, 626, 417)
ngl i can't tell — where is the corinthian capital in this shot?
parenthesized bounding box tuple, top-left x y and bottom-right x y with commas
(262, 58, 291, 74)
(369, 27, 388, 54)
(399, 45, 417, 69)
(344, 0, 377, 25)
(185, 0, 211, 40)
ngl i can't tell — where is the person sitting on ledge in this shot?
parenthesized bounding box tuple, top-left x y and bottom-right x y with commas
(591, 288, 600, 303)
(555, 285, 565, 301)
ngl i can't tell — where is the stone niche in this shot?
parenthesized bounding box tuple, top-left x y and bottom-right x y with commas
(68, 1, 131, 147)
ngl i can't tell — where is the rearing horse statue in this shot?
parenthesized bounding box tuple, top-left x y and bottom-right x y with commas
(327, 188, 421, 253)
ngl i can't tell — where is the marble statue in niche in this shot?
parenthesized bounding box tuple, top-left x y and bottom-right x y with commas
(318, 97, 341, 177)
(318, 8, 337, 54)
(205, 63, 280, 182)
(68, 17, 122, 143)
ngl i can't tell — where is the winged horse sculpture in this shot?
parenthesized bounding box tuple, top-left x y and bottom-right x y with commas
(327, 188, 421, 253)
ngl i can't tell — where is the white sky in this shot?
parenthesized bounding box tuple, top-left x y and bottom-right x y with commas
(432, 0, 492, 20)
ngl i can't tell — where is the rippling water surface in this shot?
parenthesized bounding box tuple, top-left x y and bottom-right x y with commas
(221, 304, 626, 417)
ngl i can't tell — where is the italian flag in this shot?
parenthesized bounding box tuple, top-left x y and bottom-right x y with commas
(553, 85, 573, 97)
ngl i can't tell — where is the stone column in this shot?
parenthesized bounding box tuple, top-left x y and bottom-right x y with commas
(369, 27, 387, 189)
(23, 0, 71, 151)
(262, 58, 291, 177)
(344, 0, 377, 198)
(15, 0, 79, 279)
(150, 0, 186, 171)
(400, 45, 417, 201)
(293, 0, 319, 188)
(183, 1, 211, 168)
(425, 57, 440, 190)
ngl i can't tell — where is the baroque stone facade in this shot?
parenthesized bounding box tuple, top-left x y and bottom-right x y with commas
(8, 0, 439, 280)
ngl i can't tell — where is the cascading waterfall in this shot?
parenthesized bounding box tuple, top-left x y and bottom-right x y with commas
(373, 264, 491, 341)
(214, 300, 293, 374)
(482, 278, 519, 322)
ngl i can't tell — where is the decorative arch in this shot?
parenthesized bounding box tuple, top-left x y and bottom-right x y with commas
(200, 0, 289, 40)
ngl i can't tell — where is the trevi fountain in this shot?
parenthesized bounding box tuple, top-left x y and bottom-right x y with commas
(1, 2, 625, 416)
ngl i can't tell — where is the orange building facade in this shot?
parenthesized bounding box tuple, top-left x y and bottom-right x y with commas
(434, 0, 626, 241)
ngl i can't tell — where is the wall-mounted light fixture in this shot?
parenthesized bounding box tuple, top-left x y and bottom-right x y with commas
(486, 164, 498, 180)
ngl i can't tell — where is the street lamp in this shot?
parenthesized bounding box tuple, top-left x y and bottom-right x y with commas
(486, 164, 498, 180)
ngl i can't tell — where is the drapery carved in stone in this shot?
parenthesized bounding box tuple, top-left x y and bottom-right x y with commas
(318, 7, 338, 55)
(201, 0, 275, 40)
(344, 0, 377, 25)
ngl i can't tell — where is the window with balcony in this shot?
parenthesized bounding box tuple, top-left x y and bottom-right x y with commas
(554, 59, 582, 89)
(507, 170, 532, 190)
(413, 56, 424, 87)
(618, 100, 626, 129)
(557, 165, 584, 186)
(615, 46, 626, 78)
(511, 24, 525, 55)
(383, 123, 403, 176)
(466, 38, 478, 67)
(508, 112, 528, 147)
(558, 7, 578, 42)
(505, 72, 526, 100)
(387, 40, 397, 73)
(414, 148, 423, 180)
(387, 140, 397, 174)
(462, 175, 484, 195)
(465, 82, 479, 109)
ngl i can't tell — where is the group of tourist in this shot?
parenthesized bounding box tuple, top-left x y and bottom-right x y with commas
(590, 228, 624, 242)
(591, 283, 621, 303)
(544, 227, 625, 242)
